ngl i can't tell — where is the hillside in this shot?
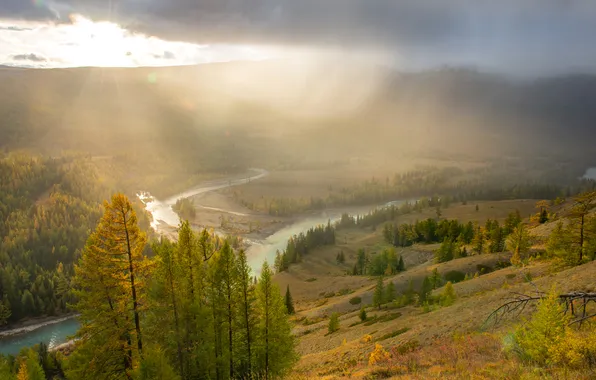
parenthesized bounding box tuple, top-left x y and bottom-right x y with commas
(272, 197, 596, 378)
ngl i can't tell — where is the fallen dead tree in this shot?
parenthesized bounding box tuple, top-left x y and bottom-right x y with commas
(484, 291, 596, 328)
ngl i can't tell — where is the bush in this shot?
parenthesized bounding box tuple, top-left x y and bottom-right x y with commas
(349, 296, 362, 305)
(444, 270, 466, 283)
(359, 307, 367, 321)
(305, 278, 317, 282)
(514, 288, 569, 364)
(440, 281, 456, 306)
(476, 264, 493, 274)
(377, 327, 410, 341)
(328, 312, 340, 334)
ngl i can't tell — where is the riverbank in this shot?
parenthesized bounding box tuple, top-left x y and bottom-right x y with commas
(0, 314, 78, 338)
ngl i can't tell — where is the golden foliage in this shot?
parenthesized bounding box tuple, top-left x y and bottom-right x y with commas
(368, 343, 391, 366)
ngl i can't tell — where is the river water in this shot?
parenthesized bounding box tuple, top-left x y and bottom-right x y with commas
(0, 317, 79, 356)
(0, 168, 396, 356)
(584, 167, 596, 180)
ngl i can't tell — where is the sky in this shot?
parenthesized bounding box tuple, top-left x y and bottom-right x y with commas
(1, 0, 596, 75)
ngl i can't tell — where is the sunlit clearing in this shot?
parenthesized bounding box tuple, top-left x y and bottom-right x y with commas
(0, 14, 276, 68)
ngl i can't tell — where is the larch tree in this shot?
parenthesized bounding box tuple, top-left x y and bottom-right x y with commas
(217, 241, 238, 379)
(149, 238, 184, 377)
(373, 277, 385, 309)
(506, 223, 532, 266)
(70, 193, 149, 379)
(255, 262, 297, 379)
(235, 249, 257, 378)
(570, 191, 596, 264)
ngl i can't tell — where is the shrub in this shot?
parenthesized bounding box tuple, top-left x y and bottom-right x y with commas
(328, 312, 340, 334)
(350, 296, 362, 305)
(305, 277, 317, 282)
(369, 343, 391, 365)
(377, 327, 410, 341)
(444, 270, 466, 283)
(440, 281, 456, 306)
(359, 307, 367, 321)
(514, 288, 569, 364)
(361, 334, 373, 343)
(476, 264, 493, 274)
(393, 339, 420, 355)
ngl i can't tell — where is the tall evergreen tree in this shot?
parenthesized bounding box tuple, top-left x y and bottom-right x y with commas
(285, 285, 295, 314)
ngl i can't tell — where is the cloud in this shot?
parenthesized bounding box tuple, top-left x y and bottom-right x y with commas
(0, 16, 273, 68)
(35, 0, 594, 76)
(2, 1, 596, 75)
(0, 0, 59, 20)
(12, 53, 47, 62)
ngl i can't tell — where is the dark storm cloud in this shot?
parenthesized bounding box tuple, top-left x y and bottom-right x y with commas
(12, 53, 48, 62)
(4, 0, 596, 74)
(0, 0, 58, 19)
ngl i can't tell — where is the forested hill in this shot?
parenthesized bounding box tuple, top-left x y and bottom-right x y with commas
(0, 154, 149, 324)
(1, 64, 596, 169)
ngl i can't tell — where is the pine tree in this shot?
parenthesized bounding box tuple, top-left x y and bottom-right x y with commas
(255, 262, 297, 379)
(285, 285, 295, 314)
(373, 277, 385, 309)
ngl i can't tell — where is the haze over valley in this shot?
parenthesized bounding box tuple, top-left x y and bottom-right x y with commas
(1, 2, 596, 379)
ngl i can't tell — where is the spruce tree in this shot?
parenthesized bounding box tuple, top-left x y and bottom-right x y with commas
(397, 255, 405, 272)
(285, 285, 295, 314)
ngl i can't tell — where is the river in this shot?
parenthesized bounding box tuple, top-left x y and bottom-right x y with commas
(584, 167, 596, 180)
(0, 168, 397, 356)
(0, 317, 79, 356)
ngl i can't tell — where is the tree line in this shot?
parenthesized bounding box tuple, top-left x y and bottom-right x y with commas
(274, 222, 335, 272)
(233, 165, 596, 217)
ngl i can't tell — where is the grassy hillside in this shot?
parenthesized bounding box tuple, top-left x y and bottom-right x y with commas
(275, 198, 596, 379)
